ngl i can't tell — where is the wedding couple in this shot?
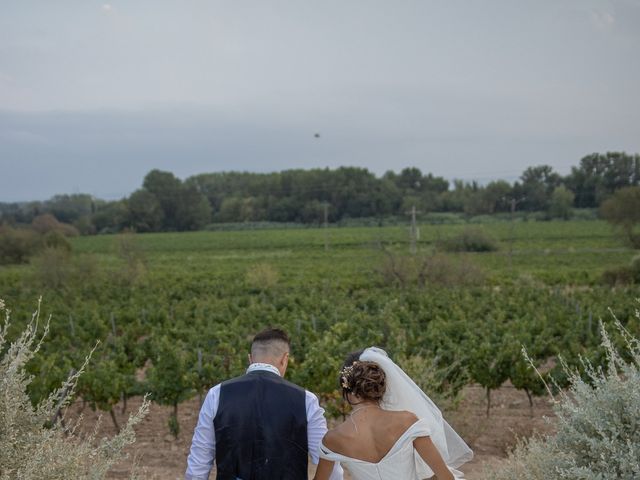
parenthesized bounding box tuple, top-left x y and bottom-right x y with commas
(185, 328, 472, 480)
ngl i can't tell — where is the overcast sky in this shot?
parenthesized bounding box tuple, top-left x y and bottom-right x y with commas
(1, 1, 639, 202)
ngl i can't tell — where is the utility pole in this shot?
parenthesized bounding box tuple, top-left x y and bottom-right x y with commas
(508, 196, 525, 271)
(405, 205, 421, 254)
(323, 202, 329, 251)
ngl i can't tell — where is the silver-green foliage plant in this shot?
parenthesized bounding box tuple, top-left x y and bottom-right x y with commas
(490, 303, 640, 480)
(0, 299, 150, 480)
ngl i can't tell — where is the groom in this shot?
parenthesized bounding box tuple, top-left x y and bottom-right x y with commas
(185, 328, 343, 480)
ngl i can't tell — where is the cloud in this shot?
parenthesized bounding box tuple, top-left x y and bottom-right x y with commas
(0, 129, 51, 146)
(589, 9, 615, 31)
(0, 72, 14, 84)
(102, 4, 113, 13)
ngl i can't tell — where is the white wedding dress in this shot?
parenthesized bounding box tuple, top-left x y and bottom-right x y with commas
(319, 347, 472, 480)
(320, 418, 465, 479)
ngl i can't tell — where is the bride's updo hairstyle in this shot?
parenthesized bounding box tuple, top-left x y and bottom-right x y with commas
(340, 354, 386, 404)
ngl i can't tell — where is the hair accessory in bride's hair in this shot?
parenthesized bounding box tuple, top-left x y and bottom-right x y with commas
(340, 361, 358, 389)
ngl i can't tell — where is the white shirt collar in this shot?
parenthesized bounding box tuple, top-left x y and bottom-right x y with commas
(246, 362, 281, 377)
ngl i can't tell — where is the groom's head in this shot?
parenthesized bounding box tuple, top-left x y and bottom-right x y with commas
(249, 328, 291, 377)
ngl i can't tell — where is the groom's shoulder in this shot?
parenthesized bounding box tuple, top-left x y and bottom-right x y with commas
(278, 375, 307, 394)
(221, 372, 306, 394)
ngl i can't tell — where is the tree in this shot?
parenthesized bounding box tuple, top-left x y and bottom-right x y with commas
(46, 194, 94, 224)
(126, 189, 164, 232)
(600, 186, 640, 248)
(77, 350, 134, 432)
(441, 180, 474, 212)
(92, 200, 129, 233)
(463, 310, 513, 417)
(396, 167, 424, 191)
(548, 185, 575, 220)
(175, 185, 213, 230)
(142, 170, 183, 230)
(465, 181, 512, 215)
(142, 171, 212, 230)
(519, 165, 561, 211)
(566, 152, 640, 208)
(146, 336, 194, 437)
(216, 196, 244, 223)
(372, 178, 402, 217)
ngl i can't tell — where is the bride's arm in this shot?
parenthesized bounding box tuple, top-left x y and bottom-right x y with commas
(414, 436, 455, 480)
(313, 458, 336, 480)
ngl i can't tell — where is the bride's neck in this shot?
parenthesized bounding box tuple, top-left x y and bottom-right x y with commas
(350, 400, 379, 410)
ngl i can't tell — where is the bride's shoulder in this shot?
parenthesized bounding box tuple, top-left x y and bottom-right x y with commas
(322, 426, 349, 452)
(322, 414, 361, 445)
(389, 409, 419, 426)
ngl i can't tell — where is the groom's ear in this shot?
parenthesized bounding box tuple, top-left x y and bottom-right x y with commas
(247, 353, 252, 365)
(279, 351, 289, 374)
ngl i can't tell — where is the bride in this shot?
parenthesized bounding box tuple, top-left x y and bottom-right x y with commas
(313, 347, 473, 480)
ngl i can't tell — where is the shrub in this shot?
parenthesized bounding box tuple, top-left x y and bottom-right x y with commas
(631, 254, 640, 273)
(377, 249, 485, 288)
(0, 225, 41, 264)
(489, 305, 640, 480)
(113, 233, 147, 286)
(437, 227, 498, 252)
(421, 253, 486, 287)
(73, 215, 97, 235)
(601, 186, 640, 248)
(0, 299, 149, 479)
(31, 213, 79, 237)
(601, 254, 640, 286)
(70, 254, 100, 286)
(602, 266, 633, 286)
(468, 215, 501, 224)
(245, 263, 279, 290)
(31, 247, 72, 290)
(42, 230, 72, 252)
(572, 208, 598, 221)
(548, 185, 575, 220)
(422, 212, 466, 225)
(377, 250, 419, 288)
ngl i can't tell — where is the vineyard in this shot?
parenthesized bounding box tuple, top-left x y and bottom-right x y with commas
(1, 219, 639, 466)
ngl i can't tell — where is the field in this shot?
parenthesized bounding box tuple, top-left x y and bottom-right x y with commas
(71, 220, 631, 283)
(1, 219, 639, 478)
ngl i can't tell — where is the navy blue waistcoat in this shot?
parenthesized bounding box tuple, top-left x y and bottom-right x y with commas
(214, 370, 308, 480)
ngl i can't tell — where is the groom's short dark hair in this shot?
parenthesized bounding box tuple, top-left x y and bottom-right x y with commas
(251, 328, 290, 358)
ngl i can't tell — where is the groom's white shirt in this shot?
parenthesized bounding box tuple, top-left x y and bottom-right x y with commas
(185, 363, 343, 480)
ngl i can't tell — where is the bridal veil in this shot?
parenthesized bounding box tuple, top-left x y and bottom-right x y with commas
(359, 347, 473, 476)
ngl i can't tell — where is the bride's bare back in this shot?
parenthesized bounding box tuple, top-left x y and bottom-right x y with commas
(324, 407, 417, 463)
(314, 404, 455, 480)
(313, 358, 460, 480)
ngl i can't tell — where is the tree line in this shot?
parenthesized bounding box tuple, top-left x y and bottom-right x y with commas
(1, 151, 639, 234)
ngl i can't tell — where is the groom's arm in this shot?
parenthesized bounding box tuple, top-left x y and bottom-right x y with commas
(305, 391, 344, 480)
(185, 384, 220, 480)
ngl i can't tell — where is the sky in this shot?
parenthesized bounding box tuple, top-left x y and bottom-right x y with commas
(1, 1, 639, 202)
